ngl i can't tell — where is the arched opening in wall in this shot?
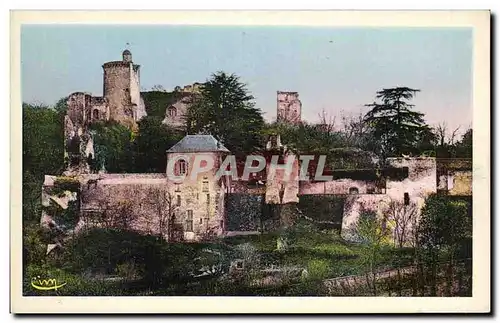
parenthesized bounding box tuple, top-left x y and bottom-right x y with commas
(404, 192, 410, 206)
(93, 109, 100, 120)
(168, 106, 177, 118)
(175, 159, 188, 176)
(348, 187, 359, 195)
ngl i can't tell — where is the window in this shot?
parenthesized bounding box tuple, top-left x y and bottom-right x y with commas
(202, 178, 209, 192)
(176, 195, 181, 207)
(175, 185, 181, 192)
(176, 159, 187, 176)
(206, 194, 210, 206)
(404, 192, 410, 206)
(200, 218, 203, 224)
(92, 109, 100, 120)
(185, 210, 193, 232)
(168, 106, 177, 117)
(348, 187, 359, 195)
(204, 216, 209, 227)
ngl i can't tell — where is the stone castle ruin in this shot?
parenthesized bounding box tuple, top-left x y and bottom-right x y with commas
(64, 50, 147, 175)
(41, 50, 473, 254)
(277, 91, 302, 124)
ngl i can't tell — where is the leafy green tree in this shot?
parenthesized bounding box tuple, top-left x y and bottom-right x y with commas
(54, 96, 69, 118)
(417, 194, 472, 295)
(262, 121, 375, 169)
(185, 71, 265, 156)
(23, 103, 65, 179)
(131, 116, 182, 173)
(23, 103, 65, 223)
(90, 121, 133, 173)
(364, 87, 435, 161)
(455, 128, 472, 158)
(353, 209, 389, 295)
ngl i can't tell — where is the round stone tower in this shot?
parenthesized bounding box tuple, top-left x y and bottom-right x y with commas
(102, 50, 135, 126)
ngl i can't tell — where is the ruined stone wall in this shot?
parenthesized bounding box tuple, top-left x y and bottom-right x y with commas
(340, 194, 392, 241)
(448, 170, 472, 196)
(64, 93, 97, 175)
(225, 194, 263, 231)
(385, 157, 437, 208)
(436, 159, 472, 196)
(103, 62, 134, 126)
(264, 153, 299, 204)
(130, 64, 147, 121)
(277, 91, 302, 124)
(162, 97, 190, 128)
(89, 97, 109, 122)
(42, 171, 227, 243)
(340, 158, 438, 243)
(297, 195, 346, 230)
(300, 179, 380, 195)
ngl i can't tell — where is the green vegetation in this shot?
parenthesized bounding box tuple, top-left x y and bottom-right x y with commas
(185, 71, 265, 157)
(363, 87, 436, 161)
(131, 116, 183, 172)
(90, 120, 135, 173)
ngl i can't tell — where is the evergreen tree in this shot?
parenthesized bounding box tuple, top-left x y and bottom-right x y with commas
(184, 71, 265, 157)
(364, 87, 435, 161)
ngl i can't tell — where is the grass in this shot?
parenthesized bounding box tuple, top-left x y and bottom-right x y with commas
(221, 229, 413, 279)
(26, 227, 418, 296)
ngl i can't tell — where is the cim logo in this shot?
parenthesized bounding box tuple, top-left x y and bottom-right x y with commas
(31, 276, 66, 291)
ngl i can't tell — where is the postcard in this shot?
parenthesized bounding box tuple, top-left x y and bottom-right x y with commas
(10, 10, 490, 314)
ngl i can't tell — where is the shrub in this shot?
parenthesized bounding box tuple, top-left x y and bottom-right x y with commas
(418, 194, 471, 253)
(416, 194, 472, 296)
(116, 260, 144, 280)
(306, 259, 331, 280)
(23, 223, 50, 268)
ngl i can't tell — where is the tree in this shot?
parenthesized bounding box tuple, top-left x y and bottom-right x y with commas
(340, 110, 372, 150)
(364, 87, 434, 161)
(432, 122, 461, 157)
(385, 200, 419, 248)
(454, 128, 472, 158)
(146, 186, 178, 241)
(23, 103, 65, 180)
(417, 194, 472, 295)
(184, 71, 265, 156)
(54, 96, 69, 118)
(151, 84, 166, 92)
(23, 103, 66, 223)
(84, 197, 137, 231)
(131, 116, 182, 173)
(352, 208, 390, 296)
(90, 120, 134, 173)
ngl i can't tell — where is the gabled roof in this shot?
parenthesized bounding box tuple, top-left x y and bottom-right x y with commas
(166, 135, 230, 153)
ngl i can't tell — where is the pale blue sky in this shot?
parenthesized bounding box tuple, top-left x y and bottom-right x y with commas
(21, 25, 472, 132)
